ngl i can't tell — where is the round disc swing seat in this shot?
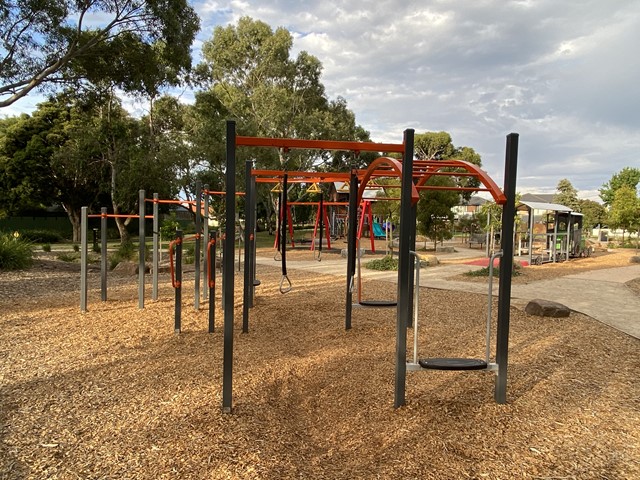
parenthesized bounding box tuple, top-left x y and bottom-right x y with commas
(407, 250, 503, 373)
(353, 239, 397, 308)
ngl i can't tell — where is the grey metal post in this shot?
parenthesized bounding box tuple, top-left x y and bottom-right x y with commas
(250, 174, 258, 308)
(101, 207, 107, 301)
(138, 189, 145, 309)
(407, 201, 417, 328)
(80, 206, 88, 312)
(195, 180, 202, 310)
(495, 133, 519, 404)
(208, 232, 216, 333)
(528, 206, 534, 266)
(174, 230, 183, 333)
(203, 184, 209, 301)
(222, 120, 236, 413)
(152, 193, 159, 301)
(345, 170, 358, 330)
(394, 128, 414, 409)
(243, 160, 254, 333)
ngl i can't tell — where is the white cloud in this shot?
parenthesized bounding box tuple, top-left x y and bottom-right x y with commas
(4, 0, 639, 200)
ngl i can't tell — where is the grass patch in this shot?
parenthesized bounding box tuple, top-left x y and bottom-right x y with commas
(464, 263, 522, 277)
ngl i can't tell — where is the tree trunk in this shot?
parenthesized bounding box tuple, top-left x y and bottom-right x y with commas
(63, 204, 82, 243)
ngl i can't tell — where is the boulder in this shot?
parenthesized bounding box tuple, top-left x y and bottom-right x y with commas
(436, 245, 455, 253)
(524, 299, 571, 318)
(630, 256, 640, 264)
(418, 254, 439, 266)
(112, 261, 150, 275)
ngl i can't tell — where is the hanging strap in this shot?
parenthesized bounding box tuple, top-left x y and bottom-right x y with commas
(279, 173, 291, 293)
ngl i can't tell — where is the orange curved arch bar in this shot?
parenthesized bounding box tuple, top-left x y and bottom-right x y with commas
(357, 157, 420, 205)
(415, 160, 506, 204)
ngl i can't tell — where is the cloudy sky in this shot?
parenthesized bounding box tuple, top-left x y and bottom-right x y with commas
(5, 1, 640, 200)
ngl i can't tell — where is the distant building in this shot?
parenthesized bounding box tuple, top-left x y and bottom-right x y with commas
(452, 195, 488, 219)
(520, 193, 556, 203)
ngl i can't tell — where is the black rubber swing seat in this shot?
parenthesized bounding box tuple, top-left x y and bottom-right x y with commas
(358, 300, 397, 308)
(253, 279, 261, 286)
(418, 357, 488, 371)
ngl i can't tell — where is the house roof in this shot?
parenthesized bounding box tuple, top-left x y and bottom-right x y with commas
(520, 193, 556, 203)
(517, 201, 572, 212)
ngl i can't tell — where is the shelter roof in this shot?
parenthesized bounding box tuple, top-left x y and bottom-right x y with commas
(517, 201, 572, 212)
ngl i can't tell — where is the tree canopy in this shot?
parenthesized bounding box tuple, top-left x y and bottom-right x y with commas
(553, 178, 581, 211)
(0, 0, 200, 107)
(599, 167, 640, 206)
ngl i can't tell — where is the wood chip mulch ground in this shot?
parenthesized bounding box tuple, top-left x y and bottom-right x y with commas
(1, 249, 639, 479)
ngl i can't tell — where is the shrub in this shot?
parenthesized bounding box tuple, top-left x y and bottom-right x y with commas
(0, 234, 34, 270)
(17, 229, 65, 243)
(366, 255, 398, 271)
(57, 252, 80, 262)
(464, 262, 521, 277)
(42, 243, 51, 252)
(73, 244, 79, 252)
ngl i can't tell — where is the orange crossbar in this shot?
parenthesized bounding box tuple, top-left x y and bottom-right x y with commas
(204, 190, 246, 196)
(237, 136, 405, 154)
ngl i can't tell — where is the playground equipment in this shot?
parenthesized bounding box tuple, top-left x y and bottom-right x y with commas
(516, 201, 591, 265)
(353, 237, 397, 308)
(407, 250, 503, 371)
(223, 120, 518, 413)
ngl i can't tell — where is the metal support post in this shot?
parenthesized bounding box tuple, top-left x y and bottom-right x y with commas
(222, 120, 236, 413)
(101, 207, 107, 301)
(80, 206, 88, 312)
(495, 133, 519, 404)
(243, 160, 254, 333)
(152, 193, 159, 301)
(345, 170, 358, 330)
(195, 180, 202, 310)
(174, 230, 183, 333)
(394, 128, 415, 409)
(138, 189, 145, 309)
(208, 232, 216, 333)
(203, 184, 209, 301)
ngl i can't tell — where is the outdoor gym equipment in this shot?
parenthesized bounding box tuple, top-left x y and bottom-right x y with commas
(223, 120, 518, 414)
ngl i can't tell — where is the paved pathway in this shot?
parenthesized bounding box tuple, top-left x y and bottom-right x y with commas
(257, 250, 640, 339)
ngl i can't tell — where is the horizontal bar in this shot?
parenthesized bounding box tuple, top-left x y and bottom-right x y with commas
(88, 214, 154, 219)
(238, 136, 405, 154)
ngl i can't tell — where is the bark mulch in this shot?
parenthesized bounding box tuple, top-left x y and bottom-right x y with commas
(0, 252, 639, 479)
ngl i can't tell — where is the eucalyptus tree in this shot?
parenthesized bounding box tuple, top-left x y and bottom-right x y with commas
(0, 0, 199, 108)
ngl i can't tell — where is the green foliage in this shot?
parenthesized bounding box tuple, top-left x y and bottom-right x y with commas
(599, 167, 640, 206)
(42, 243, 51, 252)
(366, 256, 399, 271)
(73, 244, 79, 252)
(0, 233, 33, 270)
(160, 213, 181, 240)
(416, 176, 458, 249)
(578, 199, 608, 229)
(0, 0, 200, 107)
(15, 229, 64, 243)
(57, 252, 81, 263)
(464, 263, 522, 277)
(183, 243, 195, 265)
(553, 178, 581, 211)
(608, 185, 640, 241)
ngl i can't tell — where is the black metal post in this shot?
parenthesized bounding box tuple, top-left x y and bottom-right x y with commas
(395, 128, 414, 409)
(195, 180, 202, 311)
(495, 133, 518, 404)
(222, 120, 236, 413)
(243, 160, 254, 333)
(174, 229, 183, 333)
(138, 189, 145, 309)
(345, 171, 358, 330)
(100, 207, 107, 302)
(208, 232, 216, 333)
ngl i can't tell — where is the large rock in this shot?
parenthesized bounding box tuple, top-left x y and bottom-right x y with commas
(436, 245, 455, 253)
(630, 256, 640, 264)
(112, 261, 150, 275)
(418, 254, 439, 266)
(341, 248, 366, 258)
(525, 299, 571, 318)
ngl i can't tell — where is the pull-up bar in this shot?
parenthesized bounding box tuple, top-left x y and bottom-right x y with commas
(237, 135, 405, 154)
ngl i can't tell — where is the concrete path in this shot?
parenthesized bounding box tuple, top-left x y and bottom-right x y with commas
(256, 252, 640, 339)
